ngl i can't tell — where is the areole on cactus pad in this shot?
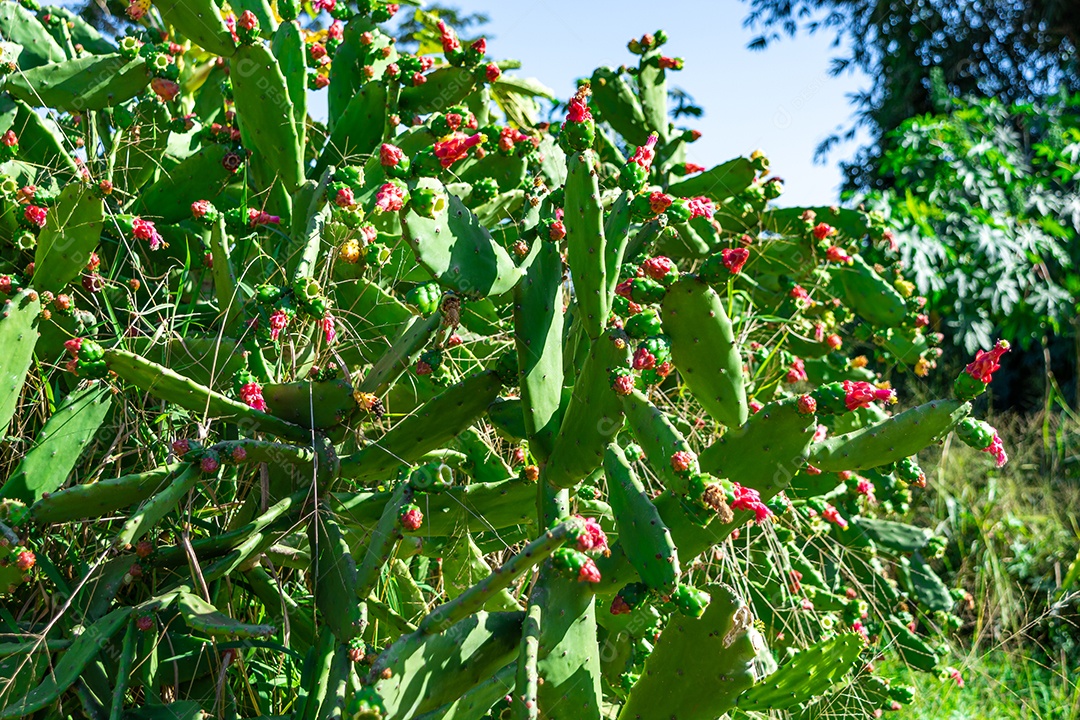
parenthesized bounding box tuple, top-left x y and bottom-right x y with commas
(0, 3, 1004, 719)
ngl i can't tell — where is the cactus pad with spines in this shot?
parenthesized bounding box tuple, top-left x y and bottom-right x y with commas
(0, 9, 1000, 719)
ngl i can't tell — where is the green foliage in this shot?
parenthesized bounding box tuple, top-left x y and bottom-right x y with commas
(867, 91, 1080, 352)
(741, 0, 1080, 190)
(0, 3, 1012, 719)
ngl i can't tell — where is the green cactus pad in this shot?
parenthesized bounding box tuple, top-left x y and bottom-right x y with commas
(699, 396, 817, 496)
(441, 533, 521, 612)
(0, 606, 132, 719)
(177, 591, 275, 639)
(154, 0, 236, 57)
(30, 463, 182, 524)
(0, 385, 111, 504)
(661, 276, 748, 428)
(232, 43, 304, 192)
(604, 443, 680, 591)
(618, 583, 762, 720)
(262, 379, 358, 430)
(620, 389, 696, 497)
(514, 226, 564, 463)
(310, 512, 363, 642)
(667, 156, 756, 202)
(133, 144, 238, 223)
(328, 19, 395, 124)
(420, 518, 584, 634)
(564, 148, 609, 339)
(0, 97, 79, 175)
(6, 54, 149, 112)
(0, 4, 66, 69)
(104, 349, 310, 442)
(400, 178, 522, 298)
(847, 517, 931, 552)
(833, 254, 908, 327)
(0, 290, 41, 436)
(546, 329, 631, 488)
(317, 80, 388, 175)
(340, 370, 504, 482)
(736, 632, 864, 711)
(533, 568, 604, 720)
(809, 399, 970, 472)
(887, 616, 940, 672)
(637, 47, 670, 142)
(31, 183, 103, 294)
(590, 67, 651, 146)
(372, 611, 523, 720)
(114, 465, 200, 549)
(908, 552, 953, 612)
(400, 66, 479, 115)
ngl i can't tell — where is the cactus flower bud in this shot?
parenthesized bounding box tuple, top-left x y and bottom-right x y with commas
(150, 77, 181, 102)
(15, 550, 35, 571)
(136, 615, 153, 631)
(200, 455, 220, 474)
(485, 63, 501, 82)
(126, 0, 150, 20)
(670, 450, 697, 474)
(22, 205, 47, 229)
(380, 143, 407, 171)
(191, 199, 219, 223)
(433, 132, 485, 168)
(797, 394, 816, 414)
(132, 217, 163, 250)
(610, 595, 632, 615)
(842, 380, 896, 411)
(812, 223, 835, 241)
(785, 357, 807, 384)
(399, 504, 423, 531)
(375, 182, 406, 212)
(574, 517, 609, 555)
(627, 133, 659, 171)
(647, 191, 672, 215)
(335, 186, 356, 209)
(749, 400, 764, 413)
(686, 196, 715, 220)
(437, 19, 461, 53)
(821, 503, 848, 528)
(731, 483, 772, 524)
(957, 339, 1009, 397)
(825, 245, 853, 264)
(1, 130, 18, 159)
(239, 382, 268, 412)
(268, 309, 289, 341)
(320, 313, 337, 344)
(632, 346, 656, 370)
(720, 248, 750, 278)
(248, 209, 281, 226)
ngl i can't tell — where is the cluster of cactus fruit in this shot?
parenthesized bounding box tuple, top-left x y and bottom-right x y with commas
(0, 2, 1010, 718)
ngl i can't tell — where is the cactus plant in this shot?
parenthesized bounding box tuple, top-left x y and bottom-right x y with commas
(0, 5, 1008, 719)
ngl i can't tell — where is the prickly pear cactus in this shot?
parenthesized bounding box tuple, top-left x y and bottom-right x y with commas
(0, 6, 1003, 719)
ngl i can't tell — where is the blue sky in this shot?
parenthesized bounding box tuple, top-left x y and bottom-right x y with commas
(422, 0, 870, 206)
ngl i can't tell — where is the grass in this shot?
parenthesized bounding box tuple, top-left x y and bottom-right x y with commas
(895, 408, 1080, 719)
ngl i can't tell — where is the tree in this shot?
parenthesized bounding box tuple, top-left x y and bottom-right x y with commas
(741, 0, 1080, 190)
(862, 85, 1080, 354)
